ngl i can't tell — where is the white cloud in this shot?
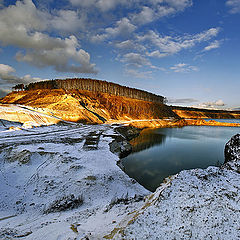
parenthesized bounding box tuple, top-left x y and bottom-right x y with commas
(16, 36, 97, 73)
(0, 64, 15, 77)
(0, 63, 44, 86)
(167, 98, 199, 104)
(198, 99, 226, 109)
(115, 40, 146, 52)
(0, 1, 97, 74)
(132, 6, 155, 25)
(69, 0, 129, 12)
(164, 0, 193, 10)
(0, 88, 10, 98)
(50, 10, 87, 33)
(115, 40, 136, 49)
(125, 68, 153, 79)
(226, 0, 240, 13)
(106, 18, 136, 37)
(138, 28, 220, 56)
(70, 0, 192, 28)
(131, 0, 192, 25)
(121, 53, 152, 68)
(146, 50, 168, 58)
(93, 18, 137, 42)
(204, 40, 221, 51)
(170, 63, 199, 73)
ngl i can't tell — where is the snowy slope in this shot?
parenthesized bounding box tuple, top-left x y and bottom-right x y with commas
(0, 123, 149, 239)
(112, 135, 240, 240)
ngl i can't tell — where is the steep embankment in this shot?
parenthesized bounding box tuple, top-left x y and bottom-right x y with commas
(0, 89, 177, 124)
(0, 104, 60, 128)
(171, 106, 240, 119)
(107, 134, 240, 239)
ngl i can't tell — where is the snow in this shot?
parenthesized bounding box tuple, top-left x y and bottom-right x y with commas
(114, 166, 240, 239)
(0, 122, 149, 239)
(1, 104, 240, 239)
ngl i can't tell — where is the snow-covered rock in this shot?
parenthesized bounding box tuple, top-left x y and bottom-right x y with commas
(0, 123, 149, 239)
(111, 134, 240, 239)
(224, 134, 240, 173)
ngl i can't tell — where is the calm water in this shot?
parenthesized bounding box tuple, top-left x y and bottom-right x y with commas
(122, 123, 240, 192)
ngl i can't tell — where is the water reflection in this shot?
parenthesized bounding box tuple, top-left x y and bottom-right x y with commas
(122, 126, 240, 192)
(130, 128, 166, 153)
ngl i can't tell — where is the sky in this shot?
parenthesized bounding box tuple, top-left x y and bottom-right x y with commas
(0, 0, 239, 110)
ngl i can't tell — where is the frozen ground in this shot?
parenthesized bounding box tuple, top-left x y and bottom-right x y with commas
(0, 121, 148, 239)
(0, 104, 240, 240)
(112, 135, 240, 240)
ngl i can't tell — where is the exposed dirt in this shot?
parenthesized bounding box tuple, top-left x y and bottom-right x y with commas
(1, 90, 240, 129)
(172, 108, 240, 119)
(0, 89, 177, 123)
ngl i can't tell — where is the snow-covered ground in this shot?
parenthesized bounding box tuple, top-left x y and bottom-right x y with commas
(112, 135, 240, 240)
(1, 104, 240, 240)
(0, 122, 148, 239)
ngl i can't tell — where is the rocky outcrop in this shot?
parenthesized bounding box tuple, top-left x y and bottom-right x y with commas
(107, 135, 240, 239)
(109, 126, 141, 158)
(224, 134, 240, 172)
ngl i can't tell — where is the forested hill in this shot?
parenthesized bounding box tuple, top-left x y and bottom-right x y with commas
(25, 78, 165, 104)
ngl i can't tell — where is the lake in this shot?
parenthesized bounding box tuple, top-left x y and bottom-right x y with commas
(122, 122, 240, 192)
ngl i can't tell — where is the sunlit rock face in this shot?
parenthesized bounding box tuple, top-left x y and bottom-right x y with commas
(224, 134, 240, 172)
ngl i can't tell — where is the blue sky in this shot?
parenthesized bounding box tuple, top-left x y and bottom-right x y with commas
(0, 0, 239, 109)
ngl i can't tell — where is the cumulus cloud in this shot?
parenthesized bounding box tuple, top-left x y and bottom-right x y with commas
(70, 0, 192, 28)
(131, 0, 192, 25)
(16, 35, 97, 73)
(106, 18, 136, 37)
(138, 28, 220, 56)
(121, 53, 152, 68)
(198, 99, 226, 109)
(92, 18, 136, 42)
(226, 0, 240, 13)
(0, 63, 45, 96)
(0, 88, 10, 98)
(0, 1, 97, 74)
(170, 63, 199, 73)
(204, 40, 221, 51)
(132, 6, 156, 25)
(50, 10, 87, 33)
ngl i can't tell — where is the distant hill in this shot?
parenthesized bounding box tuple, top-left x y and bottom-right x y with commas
(0, 89, 176, 124)
(2, 79, 240, 125)
(25, 78, 165, 104)
(171, 106, 240, 119)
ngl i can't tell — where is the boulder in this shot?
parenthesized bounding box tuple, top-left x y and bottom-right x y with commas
(224, 134, 240, 172)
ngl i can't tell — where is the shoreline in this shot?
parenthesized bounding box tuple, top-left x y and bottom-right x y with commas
(107, 118, 240, 129)
(0, 104, 240, 239)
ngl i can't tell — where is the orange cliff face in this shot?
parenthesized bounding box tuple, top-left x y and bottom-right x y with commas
(172, 108, 240, 119)
(0, 89, 178, 124)
(1, 90, 240, 128)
